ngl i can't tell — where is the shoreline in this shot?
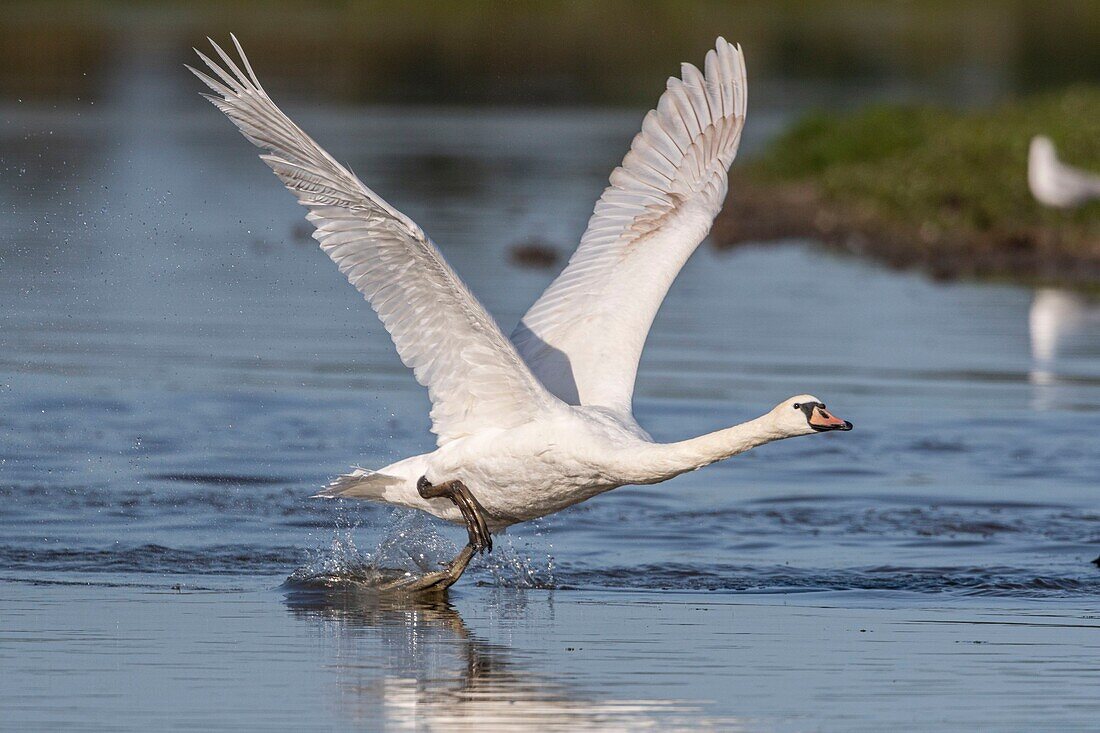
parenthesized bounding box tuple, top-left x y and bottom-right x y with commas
(716, 90, 1100, 290)
(714, 178, 1100, 289)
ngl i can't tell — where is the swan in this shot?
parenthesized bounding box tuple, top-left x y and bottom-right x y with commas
(1028, 135, 1100, 209)
(190, 36, 853, 590)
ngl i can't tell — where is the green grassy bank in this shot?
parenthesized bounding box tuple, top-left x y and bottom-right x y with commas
(717, 88, 1100, 286)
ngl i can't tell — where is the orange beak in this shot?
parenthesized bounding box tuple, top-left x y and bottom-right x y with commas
(809, 405, 853, 431)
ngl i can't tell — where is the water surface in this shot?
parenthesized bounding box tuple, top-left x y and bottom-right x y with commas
(2, 95, 1100, 730)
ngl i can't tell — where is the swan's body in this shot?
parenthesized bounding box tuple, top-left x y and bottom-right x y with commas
(325, 403, 818, 529)
(1028, 135, 1100, 209)
(191, 37, 852, 538)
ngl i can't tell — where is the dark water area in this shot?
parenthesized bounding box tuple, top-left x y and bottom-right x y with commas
(3, 64, 1100, 728)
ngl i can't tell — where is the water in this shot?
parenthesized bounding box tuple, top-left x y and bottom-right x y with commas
(2, 93, 1100, 730)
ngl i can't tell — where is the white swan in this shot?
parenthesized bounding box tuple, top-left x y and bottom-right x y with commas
(1028, 135, 1100, 209)
(191, 36, 852, 589)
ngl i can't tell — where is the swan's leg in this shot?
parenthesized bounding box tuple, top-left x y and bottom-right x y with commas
(418, 478, 493, 554)
(377, 545, 476, 594)
(377, 477, 492, 594)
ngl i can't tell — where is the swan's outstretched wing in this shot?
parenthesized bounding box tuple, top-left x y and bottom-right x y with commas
(512, 39, 747, 412)
(191, 37, 558, 445)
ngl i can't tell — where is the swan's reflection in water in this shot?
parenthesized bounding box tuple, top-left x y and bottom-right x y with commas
(283, 584, 729, 731)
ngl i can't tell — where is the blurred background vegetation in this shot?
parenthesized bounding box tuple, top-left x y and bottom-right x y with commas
(1, 0, 1099, 109)
(2, 0, 1098, 283)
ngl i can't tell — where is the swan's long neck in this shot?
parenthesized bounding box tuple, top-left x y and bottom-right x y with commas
(622, 414, 785, 485)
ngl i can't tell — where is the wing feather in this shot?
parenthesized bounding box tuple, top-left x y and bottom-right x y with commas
(192, 36, 558, 445)
(512, 39, 747, 411)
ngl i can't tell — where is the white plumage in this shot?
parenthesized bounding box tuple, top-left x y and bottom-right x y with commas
(1028, 135, 1100, 209)
(512, 41, 747, 411)
(191, 36, 851, 534)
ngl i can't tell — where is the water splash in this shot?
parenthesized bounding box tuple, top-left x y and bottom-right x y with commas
(481, 522, 556, 589)
(286, 510, 562, 591)
(371, 511, 458, 572)
(287, 509, 459, 588)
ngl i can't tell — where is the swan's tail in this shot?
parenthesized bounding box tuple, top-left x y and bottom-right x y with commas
(313, 468, 404, 500)
(311, 455, 444, 519)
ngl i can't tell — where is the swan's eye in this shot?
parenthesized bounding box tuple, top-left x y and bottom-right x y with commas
(792, 403, 800, 410)
(820, 403, 826, 409)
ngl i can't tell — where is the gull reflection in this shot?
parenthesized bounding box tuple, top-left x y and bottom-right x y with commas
(1028, 288, 1100, 387)
(283, 584, 728, 731)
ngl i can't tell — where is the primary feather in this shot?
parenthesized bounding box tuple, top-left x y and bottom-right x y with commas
(512, 39, 747, 413)
(189, 35, 559, 446)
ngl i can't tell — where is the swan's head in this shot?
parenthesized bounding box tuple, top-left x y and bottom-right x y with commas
(770, 395, 852, 437)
